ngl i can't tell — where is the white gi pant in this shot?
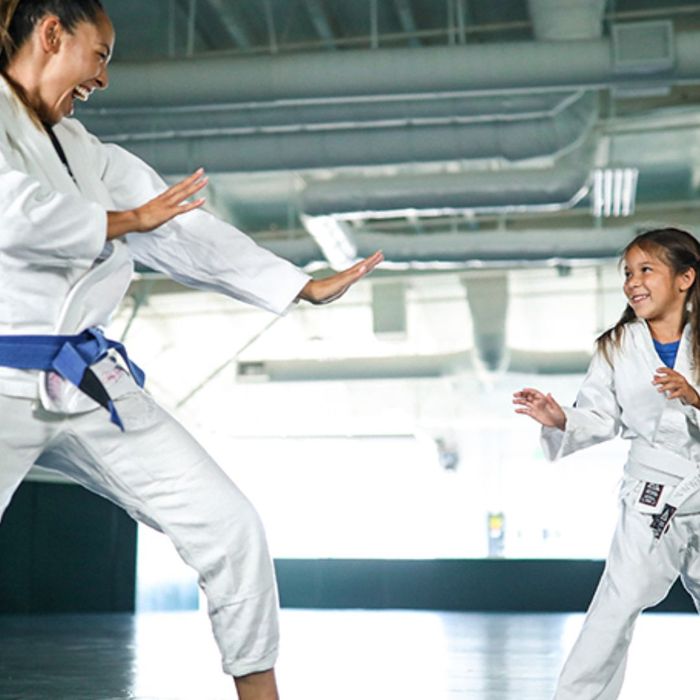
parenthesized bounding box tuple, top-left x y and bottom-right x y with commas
(0, 388, 279, 678)
(554, 481, 700, 700)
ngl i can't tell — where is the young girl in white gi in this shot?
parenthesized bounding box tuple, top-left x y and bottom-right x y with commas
(0, 1, 382, 698)
(514, 227, 700, 700)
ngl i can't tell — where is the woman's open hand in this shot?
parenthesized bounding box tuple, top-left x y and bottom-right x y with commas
(513, 388, 567, 430)
(107, 168, 208, 239)
(298, 251, 384, 305)
(652, 367, 700, 407)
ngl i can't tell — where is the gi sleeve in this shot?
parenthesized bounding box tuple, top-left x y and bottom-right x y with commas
(0, 127, 106, 265)
(96, 140, 310, 316)
(541, 349, 621, 460)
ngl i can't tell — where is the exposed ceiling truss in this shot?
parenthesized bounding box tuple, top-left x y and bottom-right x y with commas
(94, 0, 700, 273)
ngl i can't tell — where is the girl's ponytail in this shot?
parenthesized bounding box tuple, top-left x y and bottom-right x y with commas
(687, 258, 700, 382)
(596, 304, 636, 367)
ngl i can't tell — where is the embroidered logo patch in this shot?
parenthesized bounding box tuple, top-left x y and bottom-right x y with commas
(639, 482, 664, 507)
(651, 504, 677, 539)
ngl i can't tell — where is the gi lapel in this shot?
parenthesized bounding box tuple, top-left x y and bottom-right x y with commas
(0, 78, 80, 196)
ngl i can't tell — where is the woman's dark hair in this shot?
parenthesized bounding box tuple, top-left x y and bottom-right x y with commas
(597, 227, 700, 379)
(0, 0, 105, 71)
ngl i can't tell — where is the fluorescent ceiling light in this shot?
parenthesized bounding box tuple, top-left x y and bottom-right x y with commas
(301, 214, 358, 270)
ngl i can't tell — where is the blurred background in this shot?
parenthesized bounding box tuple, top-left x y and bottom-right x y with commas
(4, 0, 700, 616)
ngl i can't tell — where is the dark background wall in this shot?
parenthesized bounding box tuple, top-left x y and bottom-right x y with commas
(0, 483, 694, 614)
(0, 482, 136, 613)
(275, 559, 696, 613)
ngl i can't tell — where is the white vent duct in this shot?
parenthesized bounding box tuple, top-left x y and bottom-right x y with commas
(255, 226, 637, 269)
(81, 91, 588, 147)
(87, 91, 597, 173)
(91, 30, 700, 110)
(300, 164, 591, 217)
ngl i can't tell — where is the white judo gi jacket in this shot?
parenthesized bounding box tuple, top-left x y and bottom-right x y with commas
(0, 75, 309, 408)
(542, 322, 700, 699)
(0, 75, 313, 678)
(542, 319, 700, 518)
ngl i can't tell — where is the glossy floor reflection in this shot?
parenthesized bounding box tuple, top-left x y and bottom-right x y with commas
(0, 610, 696, 699)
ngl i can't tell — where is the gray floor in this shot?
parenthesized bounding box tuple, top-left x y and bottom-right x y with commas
(0, 609, 696, 699)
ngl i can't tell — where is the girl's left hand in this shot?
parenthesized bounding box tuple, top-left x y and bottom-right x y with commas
(652, 367, 700, 407)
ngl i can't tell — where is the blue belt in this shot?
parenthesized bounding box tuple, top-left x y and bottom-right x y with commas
(0, 328, 145, 431)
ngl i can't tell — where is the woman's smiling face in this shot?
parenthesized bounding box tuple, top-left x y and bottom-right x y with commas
(37, 11, 114, 124)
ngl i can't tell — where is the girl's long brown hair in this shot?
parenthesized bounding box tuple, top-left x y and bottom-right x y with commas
(597, 228, 700, 380)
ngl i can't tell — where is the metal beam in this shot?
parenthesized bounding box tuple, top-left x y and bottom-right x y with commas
(303, 0, 336, 50)
(176, 0, 249, 52)
(392, 0, 421, 47)
(205, 0, 253, 49)
(456, 0, 472, 45)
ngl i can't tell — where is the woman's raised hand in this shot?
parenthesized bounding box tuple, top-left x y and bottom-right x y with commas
(297, 251, 384, 305)
(513, 388, 567, 430)
(107, 168, 208, 239)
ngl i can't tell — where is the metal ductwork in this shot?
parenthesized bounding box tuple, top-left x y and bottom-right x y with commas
(300, 163, 590, 217)
(91, 91, 596, 174)
(253, 226, 637, 270)
(91, 30, 700, 110)
(349, 227, 634, 265)
(81, 91, 587, 142)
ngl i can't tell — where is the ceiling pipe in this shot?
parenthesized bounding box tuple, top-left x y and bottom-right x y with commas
(349, 227, 635, 264)
(247, 226, 637, 269)
(90, 29, 700, 109)
(79, 91, 586, 139)
(99, 92, 596, 174)
(300, 164, 591, 216)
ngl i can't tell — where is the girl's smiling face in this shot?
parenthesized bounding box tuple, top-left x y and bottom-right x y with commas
(623, 245, 694, 326)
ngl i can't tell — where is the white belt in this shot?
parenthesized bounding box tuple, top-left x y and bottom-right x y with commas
(626, 441, 700, 539)
(627, 441, 697, 481)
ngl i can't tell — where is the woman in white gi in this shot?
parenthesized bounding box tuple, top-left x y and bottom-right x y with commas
(514, 228, 700, 699)
(0, 1, 382, 698)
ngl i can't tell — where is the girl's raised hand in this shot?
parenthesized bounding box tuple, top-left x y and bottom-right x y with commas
(652, 367, 700, 407)
(513, 388, 567, 430)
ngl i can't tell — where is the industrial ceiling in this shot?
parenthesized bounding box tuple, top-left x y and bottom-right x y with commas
(85, 1, 700, 272)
